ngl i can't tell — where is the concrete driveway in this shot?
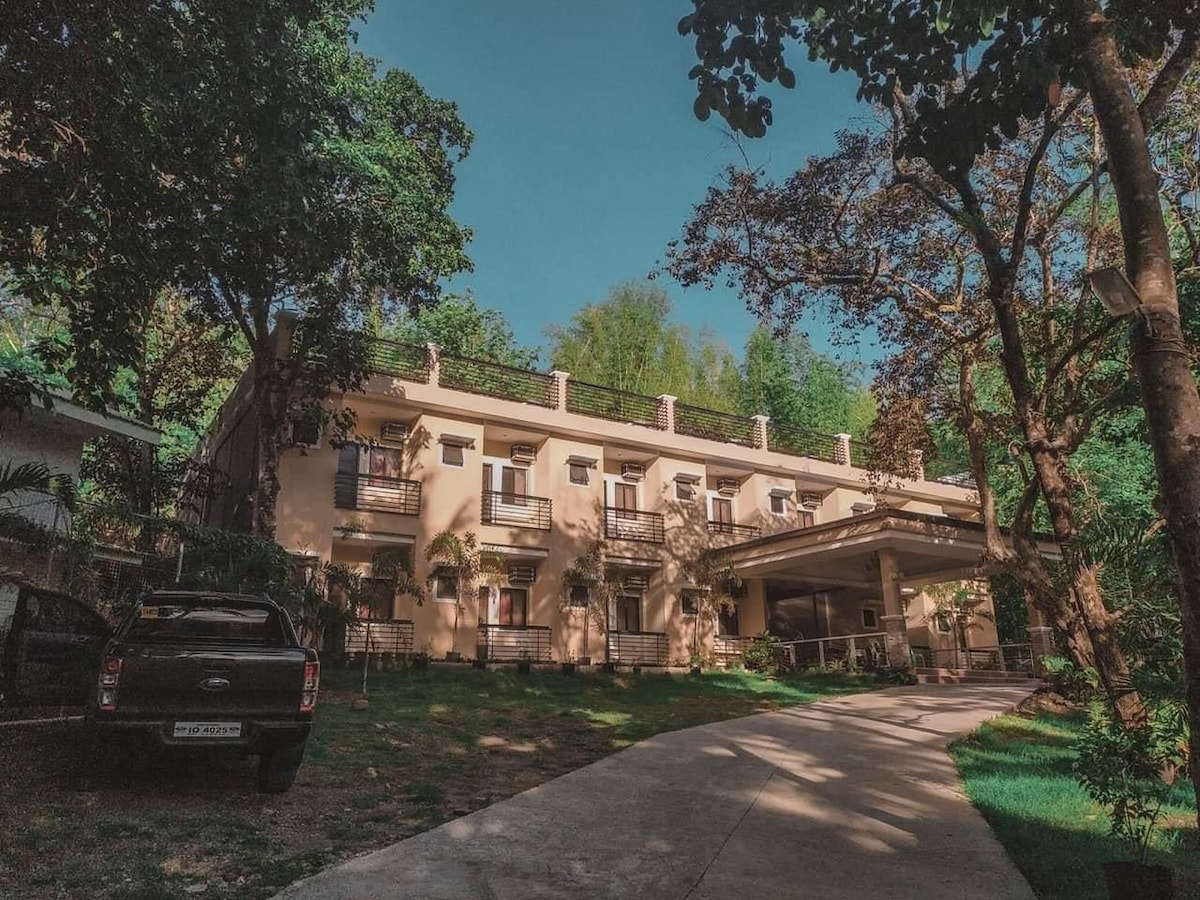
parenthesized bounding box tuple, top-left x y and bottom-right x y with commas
(276, 684, 1034, 900)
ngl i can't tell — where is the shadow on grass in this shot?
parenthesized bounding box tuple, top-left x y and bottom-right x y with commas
(951, 713, 1200, 900)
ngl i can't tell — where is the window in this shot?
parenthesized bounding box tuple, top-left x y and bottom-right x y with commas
(675, 480, 696, 502)
(568, 584, 591, 608)
(442, 443, 464, 467)
(500, 465, 528, 501)
(862, 608, 878, 630)
(711, 497, 733, 525)
(719, 605, 740, 636)
(799, 510, 815, 529)
(569, 463, 590, 485)
(934, 612, 952, 634)
(769, 494, 786, 515)
(615, 593, 641, 632)
(435, 570, 458, 601)
(680, 589, 703, 616)
(291, 417, 321, 447)
(338, 445, 401, 481)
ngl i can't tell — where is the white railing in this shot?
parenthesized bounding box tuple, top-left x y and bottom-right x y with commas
(774, 631, 888, 670)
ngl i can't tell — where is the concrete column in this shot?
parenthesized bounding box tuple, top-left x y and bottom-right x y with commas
(752, 414, 770, 451)
(1028, 625, 1055, 676)
(656, 394, 677, 433)
(834, 433, 852, 466)
(908, 449, 925, 481)
(550, 370, 570, 411)
(878, 547, 911, 668)
(426, 343, 441, 388)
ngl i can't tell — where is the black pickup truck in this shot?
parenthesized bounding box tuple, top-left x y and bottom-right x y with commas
(2, 586, 319, 793)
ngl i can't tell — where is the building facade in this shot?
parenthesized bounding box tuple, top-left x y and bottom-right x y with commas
(199, 330, 1023, 669)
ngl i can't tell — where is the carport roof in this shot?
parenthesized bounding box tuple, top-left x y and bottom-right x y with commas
(726, 508, 1058, 590)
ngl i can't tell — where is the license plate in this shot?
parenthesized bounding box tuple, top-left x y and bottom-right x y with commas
(172, 721, 242, 739)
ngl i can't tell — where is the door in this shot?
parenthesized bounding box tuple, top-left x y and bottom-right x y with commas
(499, 466, 528, 504)
(615, 593, 641, 632)
(2, 586, 112, 707)
(497, 589, 527, 627)
(711, 497, 733, 531)
(718, 605, 740, 636)
(614, 482, 637, 518)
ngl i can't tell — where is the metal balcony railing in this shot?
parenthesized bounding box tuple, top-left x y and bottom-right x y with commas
(476, 624, 552, 662)
(607, 630, 668, 666)
(565, 380, 661, 428)
(766, 422, 840, 463)
(481, 491, 552, 531)
(713, 635, 755, 666)
(674, 403, 757, 447)
(705, 521, 761, 539)
(368, 339, 430, 382)
(439, 354, 556, 408)
(344, 620, 415, 655)
(603, 507, 665, 544)
(334, 472, 422, 516)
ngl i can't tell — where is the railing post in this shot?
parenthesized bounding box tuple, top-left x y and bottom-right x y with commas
(834, 433, 852, 466)
(426, 343, 441, 388)
(848, 636, 857, 670)
(550, 370, 570, 411)
(817, 639, 825, 668)
(788, 644, 797, 669)
(656, 394, 677, 432)
(752, 414, 770, 451)
(1027, 625, 1055, 676)
(909, 448, 925, 481)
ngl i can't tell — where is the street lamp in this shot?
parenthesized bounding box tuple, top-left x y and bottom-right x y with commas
(1087, 267, 1143, 318)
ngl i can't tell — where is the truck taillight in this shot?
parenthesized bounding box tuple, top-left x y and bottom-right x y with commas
(98, 655, 123, 711)
(300, 660, 320, 713)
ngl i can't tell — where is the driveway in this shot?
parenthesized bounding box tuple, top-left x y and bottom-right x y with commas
(275, 684, 1034, 900)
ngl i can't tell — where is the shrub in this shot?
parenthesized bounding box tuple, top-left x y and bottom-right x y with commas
(740, 632, 777, 672)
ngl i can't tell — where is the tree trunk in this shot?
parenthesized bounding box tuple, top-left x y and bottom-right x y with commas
(1075, 7, 1200, 821)
(1029, 445, 1145, 725)
(251, 369, 282, 540)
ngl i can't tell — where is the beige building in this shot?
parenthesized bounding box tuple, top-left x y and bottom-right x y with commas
(199, 328, 1042, 670)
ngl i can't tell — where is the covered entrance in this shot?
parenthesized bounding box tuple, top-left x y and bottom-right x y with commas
(727, 509, 1059, 669)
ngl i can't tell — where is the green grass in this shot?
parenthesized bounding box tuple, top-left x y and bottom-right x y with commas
(950, 711, 1200, 899)
(0, 665, 871, 900)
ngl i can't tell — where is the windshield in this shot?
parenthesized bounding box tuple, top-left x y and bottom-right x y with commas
(123, 600, 286, 645)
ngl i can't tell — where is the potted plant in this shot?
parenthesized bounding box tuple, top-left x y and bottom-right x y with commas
(689, 651, 705, 675)
(1076, 704, 1184, 899)
(412, 641, 432, 671)
(561, 654, 577, 675)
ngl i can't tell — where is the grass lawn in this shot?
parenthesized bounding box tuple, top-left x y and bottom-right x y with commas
(0, 666, 870, 899)
(950, 708, 1200, 899)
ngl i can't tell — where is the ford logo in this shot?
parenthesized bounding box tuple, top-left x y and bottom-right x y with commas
(199, 677, 231, 692)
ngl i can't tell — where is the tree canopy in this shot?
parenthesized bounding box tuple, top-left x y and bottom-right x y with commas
(383, 293, 537, 369)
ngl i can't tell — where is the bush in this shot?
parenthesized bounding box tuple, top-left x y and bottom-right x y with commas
(741, 632, 777, 672)
(1040, 654, 1099, 702)
(874, 665, 916, 686)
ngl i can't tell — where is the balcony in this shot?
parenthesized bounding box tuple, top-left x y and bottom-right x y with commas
(481, 491, 552, 531)
(607, 630, 668, 666)
(565, 379, 661, 429)
(476, 624, 552, 662)
(334, 472, 422, 516)
(344, 619, 415, 655)
(706, 521, 761, 540)
(674, 403, 757, 447)
(603, 507, 665, 544)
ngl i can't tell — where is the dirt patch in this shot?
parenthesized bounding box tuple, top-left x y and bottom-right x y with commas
(1017, 690, 1079, 718)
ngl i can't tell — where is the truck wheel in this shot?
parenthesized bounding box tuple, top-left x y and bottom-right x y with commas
(257, 742, 306, 794)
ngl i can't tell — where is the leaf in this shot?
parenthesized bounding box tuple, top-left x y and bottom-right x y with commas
(693, 94, 711, 122)
(778, 67, 796, 89)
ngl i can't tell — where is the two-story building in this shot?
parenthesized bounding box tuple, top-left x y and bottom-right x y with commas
(198, 323, 1043, 670)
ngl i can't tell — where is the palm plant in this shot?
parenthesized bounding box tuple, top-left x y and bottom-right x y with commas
(680, 549, 741, 662)
(0, 461, 77, 583)
(424, 530, 502, 657)
(561, 541, 625, 664)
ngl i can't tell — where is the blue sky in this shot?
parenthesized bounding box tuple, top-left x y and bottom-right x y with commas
(358, 1, 870, 364)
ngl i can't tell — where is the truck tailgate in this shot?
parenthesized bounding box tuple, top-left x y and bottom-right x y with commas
(111, 644, 308, 719)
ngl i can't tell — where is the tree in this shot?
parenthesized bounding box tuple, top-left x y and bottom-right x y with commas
(424, 531, 502, 658)
(383, 293, 538, 369)
(547, 282, 740, 408)
(677, 0, 1200, 794)
(2, 3, 474, 539)
(680, 549, 741, 663)
(561, 541, 626, 664)
(738, 326, 873, 437)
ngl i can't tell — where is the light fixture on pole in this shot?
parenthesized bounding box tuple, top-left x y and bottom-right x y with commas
(1087, 267, 1143, 318)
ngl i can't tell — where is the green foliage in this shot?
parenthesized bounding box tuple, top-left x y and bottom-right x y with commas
(1040, 655, 1101, 703)
(1076, 704, 1188, 862)
(547, 283, 740, 408)
(424, 530, 503, 654)
(384, 294, 538, 369)
(874, 665, 917, 686)
(741, 632, 778, 672)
